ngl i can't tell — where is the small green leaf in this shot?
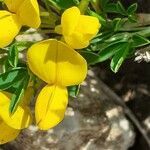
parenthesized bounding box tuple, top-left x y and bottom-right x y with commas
(80, 50, 99, 65)
(105, 33, 130, 43)
(2, 58, 11, 73)
(116, 1, 127, 16)
(128, 14, 137, 22)
(98, 42, 128, 62)
(104, 3, 118, 13)
(127, 3, 137, 14)
(9, 74, 30, 114)
(55, 0, 77, 9)
(132, 34, 150, 48)
(0, 68, 27, 90)
(88, 10, 106, 26)
(110, 43, 130, 73)
(68, 85, 80, 98)
(91, 32, 113, 44)
(15, 41, 34, 51)
(8, 45, 18, 67)
(5, 80, 23, 93)
(112, 18, 123, 32)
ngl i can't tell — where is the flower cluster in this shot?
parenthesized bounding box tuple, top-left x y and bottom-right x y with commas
(0, 0, 40, 48)
(55, 7, 100, 49)
(0, 0, 100, 144)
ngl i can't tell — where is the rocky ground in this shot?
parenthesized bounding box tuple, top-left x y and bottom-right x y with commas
(98, 61, 150, 150)
(0, 69, 135, 150)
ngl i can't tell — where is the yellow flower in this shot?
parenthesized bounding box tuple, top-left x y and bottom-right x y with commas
(55, 6, 101, 49)
(0, 117, 20, 144)
(0, 91, 32, 144)
(0, 0, 41, 48)
(27, 39, 87, 130)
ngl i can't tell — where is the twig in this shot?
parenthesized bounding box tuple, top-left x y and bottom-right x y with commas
(97, 78, 150, 148)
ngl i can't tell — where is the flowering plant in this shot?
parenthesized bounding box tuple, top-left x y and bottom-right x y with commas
(0, 0, 149, 144)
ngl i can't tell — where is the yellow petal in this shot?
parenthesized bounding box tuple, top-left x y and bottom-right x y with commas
(64, 15, 100, 49)
(60, 6, 100, 49)
(4, 0, 22, 12)
(27, 39, 87, 86)
(64, 32, 89, 49)
(0, 119, 20, 144)
(77, 15, 100, 35)
(0, 92, 32, 129)
(18, 0, 41, 28)
(0, 11, 21, 48)
(0, 91, 11, 106)
(61, 6, 80, 35)
(35, 85, 68, 130)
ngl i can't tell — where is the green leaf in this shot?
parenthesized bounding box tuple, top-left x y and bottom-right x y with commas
(127, 3, 137, 14)
(90, 32, 113, 44)
(116, 1, 127, 16)
(100, 0, 109, 9)
(55, 0, 77, 9)
(8, 45, 18, 67)
(5, 80, 22, 93)
(112, 18, 123, 32)
(2, 58, 11, 73)
(15, 41, 34, 51)
(88, 10, 106, 26)
(68, 85, 80, 98)
(98, 42, 128, 62)
(128, 14, 137, 22)
(80, 50, 99, 65)
(104, 3, 118, 13)
(132, 34, 150, 48)
(105, 33, 130, 43)
(0, 68, 27, 90)
(9, 73, 30, 114)
(110, 43, 130, 73)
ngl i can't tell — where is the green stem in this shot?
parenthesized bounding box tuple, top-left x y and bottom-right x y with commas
(47, 0, 61, 10)
(78, 0, 91, 14)
(90, 0, 101, 14)
(43, 0, 61, 14)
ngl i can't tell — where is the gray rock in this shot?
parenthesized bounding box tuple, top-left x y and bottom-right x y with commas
(1, 69, 135, 150)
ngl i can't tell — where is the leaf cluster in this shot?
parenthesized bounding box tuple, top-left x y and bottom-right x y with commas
(0, 42, 33, 113)
(80, 0, 150, 73)
(0, 0, 150, 108)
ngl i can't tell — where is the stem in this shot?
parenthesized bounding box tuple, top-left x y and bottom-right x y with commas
(90, 0, 101, 14)
(78, 0, 91, 14)
(47, 0, 61, 10)
(43, 0, 61, 14)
